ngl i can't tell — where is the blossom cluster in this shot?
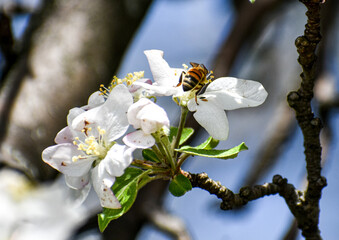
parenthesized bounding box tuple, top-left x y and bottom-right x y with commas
(42, 49, 268, 212)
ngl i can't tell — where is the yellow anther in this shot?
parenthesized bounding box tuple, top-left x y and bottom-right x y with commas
(98, 126, 106, 135)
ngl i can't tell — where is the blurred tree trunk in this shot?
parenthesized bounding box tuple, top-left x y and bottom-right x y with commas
(0, 0, 152, 181)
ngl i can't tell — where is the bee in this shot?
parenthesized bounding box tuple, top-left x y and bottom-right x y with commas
(177, 62, 213, 103)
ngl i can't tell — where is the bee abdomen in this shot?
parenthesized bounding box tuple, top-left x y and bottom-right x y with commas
(182, 70, 203, 91)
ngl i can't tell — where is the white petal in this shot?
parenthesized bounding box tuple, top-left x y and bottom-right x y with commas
(67, 107, 85, 126)
(144, 50, 174, 86)
(205, 77, 268, 110)
(91, 165, 121, 209)
(82, 91, 105, 110)
(42, 143, 94, 177)
(128, 78, 152, 93)
(127, 98, 152, 129)
(137, 103, 169, 134)
(65, 174, 90, 190)
(132, 81, 180, 96)
(54, 127, 73, 144)
(71, 106, 101, 133)
(67, 182, 91, 207)
(143, 50, 184, 96)
(72, 84, 133, 142)
(193, 102, 229, 140)
(187, 98, 198, 112)
(102, 144, 134, 177)
(123, 130, 155, 149)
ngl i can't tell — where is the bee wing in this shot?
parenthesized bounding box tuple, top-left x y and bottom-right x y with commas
(190, 62, 208, 74)
(190, 62, 200, 67)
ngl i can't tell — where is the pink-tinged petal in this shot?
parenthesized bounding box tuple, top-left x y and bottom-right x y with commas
(127, 98, 152, 129)
(193, 102, 229, 141)
(54, 127, 73, 144)
(123, 130, 155, 149)
(129, 78, 152, 93)
(205, 77, 268, 110)
(102, 144, 134, 177)
(91, 165, 121, 209)
(65, 174, 90, 190)
(42, 143, 94, 177)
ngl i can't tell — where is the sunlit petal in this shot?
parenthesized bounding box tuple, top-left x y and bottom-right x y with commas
(102, 144, 134, 177)
(205, 77, 268, 110)
(193, 102, 229, 141)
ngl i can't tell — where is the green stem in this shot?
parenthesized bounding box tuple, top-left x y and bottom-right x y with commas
(153, 133, 176, 170)
(137, 169, 171, 190)
(151, 145, 164, 162)
(176, 152, 191, 170)
(173, 107, 189, 160)
(132, 159, 167, 171)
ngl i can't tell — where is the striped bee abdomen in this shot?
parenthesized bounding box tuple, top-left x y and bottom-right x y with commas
(181, 62, 208, 92)
(182, 68, 204, 91)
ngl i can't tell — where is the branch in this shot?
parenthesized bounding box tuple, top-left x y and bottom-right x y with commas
(184, 171, 302, 210)
(286, 0, 327, 239)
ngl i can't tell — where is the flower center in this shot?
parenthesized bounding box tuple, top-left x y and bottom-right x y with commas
(72, 126, 111, 162)
(174, 90, 197, 107)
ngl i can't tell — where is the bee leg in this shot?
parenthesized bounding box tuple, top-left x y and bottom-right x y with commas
(176, 71, 185, 87)
(195, 93, 199, 105)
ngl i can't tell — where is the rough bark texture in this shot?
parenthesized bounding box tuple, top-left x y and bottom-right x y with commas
(0, 0, 152, 180)
(287, 1, 327, 239)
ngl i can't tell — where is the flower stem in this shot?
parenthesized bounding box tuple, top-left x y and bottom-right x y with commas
(176, 152, 191, 170)
(151, 145, 165, 162)
(173, 106, 189, 160)
(153, 133, 176, 170)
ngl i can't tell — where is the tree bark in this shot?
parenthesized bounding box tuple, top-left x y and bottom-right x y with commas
(0, 0, 152, 180)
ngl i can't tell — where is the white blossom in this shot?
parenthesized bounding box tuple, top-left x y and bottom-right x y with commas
(139, 49, 268, 141)
(132, 49, 184, 96)
(123, 98, 170, 148)
(42, 84, 134, 209)
(187, 77, 268, 140)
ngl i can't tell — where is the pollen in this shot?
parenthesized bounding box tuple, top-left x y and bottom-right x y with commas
(99, 71, 145, 97)
(72, 126, 110, 161)
(182, 63, 188, 69)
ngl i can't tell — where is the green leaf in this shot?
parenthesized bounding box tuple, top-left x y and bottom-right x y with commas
(142, 149, 160, 162)
(169, 174, 192, 197)
(195, 136, 219, 150)
(98, 168, 145, 232)
(169, 127, 194, 145)
(249, 0, 255, 3)
(176, 142, 248, 160)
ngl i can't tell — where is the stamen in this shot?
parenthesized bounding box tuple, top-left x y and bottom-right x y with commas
(99, 71, 145, 97)
(72, 126, 109, 161)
